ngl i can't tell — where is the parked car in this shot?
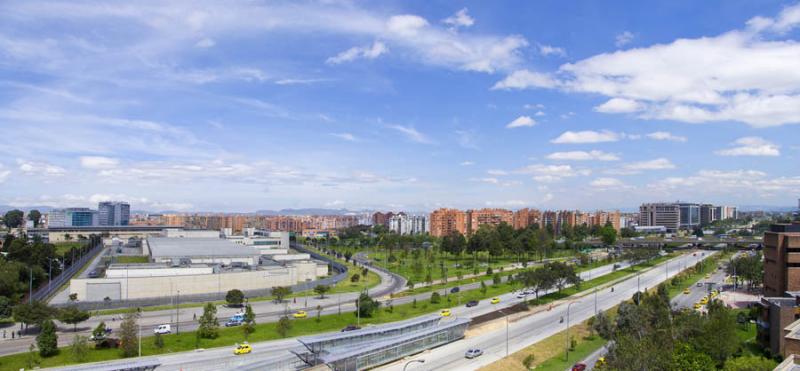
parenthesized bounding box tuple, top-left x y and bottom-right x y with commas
(341, 325, 361, 332)
(683, 288, 691, 295)
(233, 342, 252, 355)
(516, 292, 527, 299)
(440, 309, 451, 317)
(450, 287, 460, 294)
(154, 324, 171, 335)
(225, 318, 243, 327)
(571, 362, 587, 371)
(88, 270, 99, 278)
(466, 300, 479, 308)
(465, 348, 483, 359)
(491, 297, 500, 304)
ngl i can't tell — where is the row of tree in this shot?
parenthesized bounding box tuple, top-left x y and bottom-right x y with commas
(593, 286, 772, 370)
(2, 209, 42, 229)
(514, 261, 581, 299)
(726, 252, 763, 289)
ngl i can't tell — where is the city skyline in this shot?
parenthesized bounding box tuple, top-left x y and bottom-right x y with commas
(1, 1, 799, 211)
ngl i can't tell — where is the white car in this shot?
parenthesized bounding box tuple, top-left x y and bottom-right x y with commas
(154, 324, 171, 334)
(516, 292, 528, 299)
(465, 348, 483, 359)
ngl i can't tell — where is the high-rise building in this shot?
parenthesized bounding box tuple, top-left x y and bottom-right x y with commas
(429, 208, 467, 237)
(639, 203, 680, 232)
(763, 222, 800, 297)
(97, 201, 130, 226)
(678, 202, 700, 229)
(388, 213, 428, 235)
(48, 208, 97, 227)
(466, 208, 513, 235)
(512, 208, 541, 230)
(700, 204, 718, 226)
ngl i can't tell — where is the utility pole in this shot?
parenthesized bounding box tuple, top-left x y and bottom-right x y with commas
(594, 288, 598, 315)
(176, 290, 180, 334)
(566, 302, 575, 362)
(29, 268, 33, 304)
(138, 323, 141, 357)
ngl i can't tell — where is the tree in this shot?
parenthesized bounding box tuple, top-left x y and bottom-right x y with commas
(58, 305, 91, 332)
(425, 273, 433, 286)
(492, 273, 502, 286)
(119, 311, 139, 357)
(13, 301, 55, 329)
(723, 355, 776, 371)
(277, 315, 292, 338)
(314, 284, 330, 299)
(71, 335, 89, 362)
(406, 280, 415, 291)
(4, 209, 24, 228)
(36, 319, 58, 357)
(672, 343, 716, 371)
(592, 310, 614, 340)
(480, 281, 487, 295)
(356, 292, 380, 318)
(271, 286, 292, 303)
(316, 305, 323, 322)
(242, 304, 256, 339)
(698, 300, 739, 366)
(92, 321, 108, 342)
(430, 292, 441, 304)
(0, 296, 11, 318)
(600, 225, 617, 246)
(197, 302, 220, 339)
(28, 210, 42, 228)
(225, 289, 244, 307)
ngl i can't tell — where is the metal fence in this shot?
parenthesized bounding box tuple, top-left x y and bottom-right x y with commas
(32, 242, 103, 303)
(63, 244, 349, 311)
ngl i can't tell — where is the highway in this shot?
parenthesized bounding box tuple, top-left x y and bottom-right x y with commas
(46, 255, 637, 370)
(377, 251, 714, 371)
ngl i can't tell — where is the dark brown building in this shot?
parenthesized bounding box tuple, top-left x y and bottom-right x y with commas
(764, 223, 800, 297)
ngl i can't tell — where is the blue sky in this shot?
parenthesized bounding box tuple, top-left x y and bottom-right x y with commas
(0, 0, 799, 212)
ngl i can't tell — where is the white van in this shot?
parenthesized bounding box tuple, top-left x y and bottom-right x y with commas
(154, 324, 171, 334)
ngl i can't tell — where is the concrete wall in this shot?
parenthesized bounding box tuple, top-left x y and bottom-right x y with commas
(257, 248, 289, 255)
(163, 229, 220, 238)
(273, 253, 311, 261)
(105, 266, 214, 278)
(70, 261, 328, 301)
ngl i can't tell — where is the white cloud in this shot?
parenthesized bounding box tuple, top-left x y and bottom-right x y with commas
(523, 103, 545, 110)
(506, 115, 536, 128)
(460, 161, 475, 166)
(80, 156, 119, 169)
(715, 136, 780, 156)
(492, 69, 558, 90)
(546, 150, 620, 161)
(516, 164, 591, 182)
(330, 132, 358, 142)
(594, 98, 642, 113)
(534, 110, 545, 117)
(614, 158, 676, 174)
(551, 130, 621, 144)
(16, 159, 66, 177)
(538, 44, 566, 57)
(649, 169, 800, 198)
(195, 38, 215, 48)
(443, 8, 474, 29)
(274, 78, 331, 85)
(615, 31, 634, 47)
(590, 177, 624, 188)
(471, 177, 499, 184)
(646, 131, 687, 142)
(388, 125, 433, 144)
(487, 169, 508, 176)
(492, 4, 800, 127)
(327, 41, 388, 64)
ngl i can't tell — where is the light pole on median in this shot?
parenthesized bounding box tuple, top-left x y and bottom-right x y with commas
(565, 301, 575, 362)
(594, 288, 598, 315)
(403, 359, 425, 371)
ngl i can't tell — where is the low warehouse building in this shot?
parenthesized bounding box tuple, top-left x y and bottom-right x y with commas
(144, 237, 260, 266)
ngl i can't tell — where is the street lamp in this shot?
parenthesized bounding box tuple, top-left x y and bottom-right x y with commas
(403, 359, 425, 371)
(565, 301, 575, 361)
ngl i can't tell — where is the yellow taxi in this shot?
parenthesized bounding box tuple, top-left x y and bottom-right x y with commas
(699, 297, 709, 305)
(491, 297, 500, 304)
(694, 303, 702, 310)
(293, 310, 308, 319)
(705, 273, 712, 279)
(596, 356, 607, 367)
(440, 309, 451, 317)
(683, 288, 691, 295)
(234, 342, 252, 355)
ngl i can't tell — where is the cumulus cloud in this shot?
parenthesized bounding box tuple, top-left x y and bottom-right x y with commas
(506, 115, 536, 128)
(649, 169, 800, 198)
(646, 131, 687, 142)
(715, 136, 780, 156)
(327, 41, 388, 64)
(493, 3, 800, 127)
(546, 150, 620, 161)
(538, 44, 566, 57)
(388, 125, 433, 144)
(515, 164, 591, 182)
(443, 8, 474, 29)
(551, 130, 621, 144)
(16, 159, 66, 177)
(330, 132, 358, 142)
(612, 158, 676, 175)
(80, 156, 119, 169)
(590, 177, 625, 188)
(615, 31, 634, 47)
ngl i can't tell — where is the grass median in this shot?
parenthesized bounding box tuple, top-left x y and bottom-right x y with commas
(0, 253, 679, 369)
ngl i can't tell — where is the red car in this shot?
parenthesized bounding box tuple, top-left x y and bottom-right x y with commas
(571, 363, 587, 371)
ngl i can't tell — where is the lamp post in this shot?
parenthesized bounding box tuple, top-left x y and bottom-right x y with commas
(138, 323, 141, 357)
(403, 359, 425, 371)
(176, 290, 180, 334)
(594, 288, 598, 315)
(565, 301, 575, 361)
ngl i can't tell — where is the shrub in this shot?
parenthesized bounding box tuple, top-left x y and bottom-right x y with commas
(523, 354, 535, 369)
(431, 292, 441, 304)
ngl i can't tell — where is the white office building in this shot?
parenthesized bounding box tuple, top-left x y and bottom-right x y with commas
(389, 214, 428, 235)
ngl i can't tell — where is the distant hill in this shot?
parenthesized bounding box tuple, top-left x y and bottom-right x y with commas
(0, 205, 54, 214)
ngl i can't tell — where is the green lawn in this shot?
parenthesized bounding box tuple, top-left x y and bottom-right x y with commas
(0, 252, 676, 369)
(54, 242, 87, 256)
(111, 256, 149, 264)
(534, 334, 607, 371)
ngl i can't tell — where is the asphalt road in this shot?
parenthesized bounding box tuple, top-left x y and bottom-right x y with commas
(45, 257, 632, 370)
(377, 251, 715, 371)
